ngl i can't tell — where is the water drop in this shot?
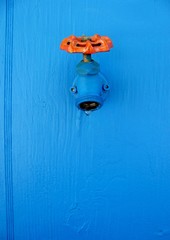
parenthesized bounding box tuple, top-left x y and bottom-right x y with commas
(85, 110, 91, 116)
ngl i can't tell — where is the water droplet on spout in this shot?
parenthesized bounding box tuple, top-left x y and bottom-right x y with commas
(84, 110, 91, 116)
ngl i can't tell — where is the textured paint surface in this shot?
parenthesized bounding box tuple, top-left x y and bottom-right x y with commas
(1, 0, 170, 239)
(0, 0, 7, 239)
(4, 0, 15, 239)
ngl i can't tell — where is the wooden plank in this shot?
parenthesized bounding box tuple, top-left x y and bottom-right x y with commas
(0, 0, 9, 239)
(3, 0, 15, 239)
(12, 0, 170, 239)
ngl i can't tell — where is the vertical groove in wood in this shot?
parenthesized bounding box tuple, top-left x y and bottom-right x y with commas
(4, 0, 14, 239)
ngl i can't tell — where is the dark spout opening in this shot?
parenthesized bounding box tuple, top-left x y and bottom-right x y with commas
(79, 101, 100, 111)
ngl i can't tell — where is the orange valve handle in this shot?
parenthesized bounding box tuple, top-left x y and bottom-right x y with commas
(60, 34, 113, 54)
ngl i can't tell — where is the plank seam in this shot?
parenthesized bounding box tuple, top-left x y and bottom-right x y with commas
(4, 0, 14, 239)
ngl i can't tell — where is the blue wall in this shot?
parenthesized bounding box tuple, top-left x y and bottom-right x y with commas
(1, 0, 170, 239)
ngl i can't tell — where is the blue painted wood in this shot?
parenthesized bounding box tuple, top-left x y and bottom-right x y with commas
(1, 0, 170, 239)
(0, 1, 7, 239)
(4, 0, 15, 239)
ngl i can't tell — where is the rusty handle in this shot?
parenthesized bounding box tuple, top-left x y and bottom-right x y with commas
(60, 34, 113, 55)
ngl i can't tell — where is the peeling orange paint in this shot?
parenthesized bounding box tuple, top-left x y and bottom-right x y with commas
(60, 34, 113, 54)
